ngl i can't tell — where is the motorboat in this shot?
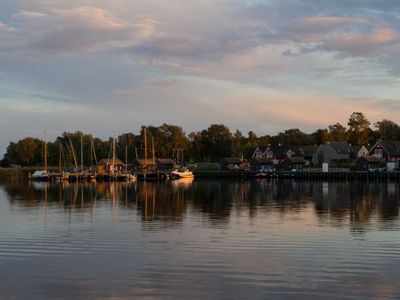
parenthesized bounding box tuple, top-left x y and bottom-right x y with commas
(30, 170, 49, 181)
(171, 167, 194, 179)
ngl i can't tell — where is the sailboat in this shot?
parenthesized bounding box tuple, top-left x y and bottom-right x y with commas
(30, 130, 50, 181)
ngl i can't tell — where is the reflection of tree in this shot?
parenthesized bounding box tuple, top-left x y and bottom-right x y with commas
(2, 180, 399, 233)
(312, 181, 400, 234)
(189, 180, 234, 223)
(136, 182, 187, 224)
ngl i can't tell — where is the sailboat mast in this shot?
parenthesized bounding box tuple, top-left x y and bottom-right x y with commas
(144, 127, 147, 168)
(112, 138, 116, 174)
(44, 130, 48, 173)
(59, 141, 62, 174)
(152, 136, 155, 164)
(80, 134, 83, 172)
(125, 145, 128, 172)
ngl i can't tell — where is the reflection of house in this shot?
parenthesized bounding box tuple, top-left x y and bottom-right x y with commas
(279, 157, 309, 171)
(314, 142, 354, 165)
(352, 145, 369, 158)
(220, 158, 243, 171)
(368, 140, 400, 162)
(356, 156, 385, 171)
(132, 159, 157, 172)
(97, 158, 124, 173)
(156, 159, 176, 171)
(250, 158, 274, 172)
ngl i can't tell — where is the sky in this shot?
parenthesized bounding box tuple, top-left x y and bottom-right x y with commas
(1, 0, 400, 155)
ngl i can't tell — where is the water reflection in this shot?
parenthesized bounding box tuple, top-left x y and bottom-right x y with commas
(2, 180, 400, 234)
(1, 180, 400, 299)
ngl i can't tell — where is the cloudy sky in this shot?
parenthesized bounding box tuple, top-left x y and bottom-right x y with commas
(1, 0, 400, 154)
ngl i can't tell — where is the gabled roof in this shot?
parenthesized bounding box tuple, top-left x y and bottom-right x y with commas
(156, 158, 176, 165)
(98, 158, 124, 166)
(328, 142, 353, 154)
(132, 159, 157, 165)
(220, 157, 242, 164)
(269, 144, 287, 157)
(378, 140, 400, 156)
(256, 146, 269, 153)
(352, 145, 369, 153)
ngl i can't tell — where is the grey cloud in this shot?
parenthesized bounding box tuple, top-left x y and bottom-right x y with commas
(0, 6, 156, 56)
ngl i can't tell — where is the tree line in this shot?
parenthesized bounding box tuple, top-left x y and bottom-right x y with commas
(2, 112, 400, 167)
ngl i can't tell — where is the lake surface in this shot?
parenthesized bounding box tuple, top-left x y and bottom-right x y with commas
(0, 179, 400, 299)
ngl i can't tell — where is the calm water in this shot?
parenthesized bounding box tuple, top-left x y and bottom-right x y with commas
(1, 179, 400, 299)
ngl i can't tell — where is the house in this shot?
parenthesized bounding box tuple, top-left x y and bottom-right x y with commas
(313, 142, 354, 165)
(279, 157, 309, 171)
(352, 145, 369, 158)
(97, 158, 124, 174)
(250, 158, 275, 172)
(252, 144, 305, 164)
(156, 159, 176, 171)
(220, 158, 243, 171)
(368, 140, 400, 162)
(356, 156, 385, 171)
(300, 145, 319, 166)
(131, 159, 157, 172)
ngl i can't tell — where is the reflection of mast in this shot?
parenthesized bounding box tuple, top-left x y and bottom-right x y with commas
(152, 183, 155, 218)
(144, 182, 148, 222)
(44, 182, 48, 230)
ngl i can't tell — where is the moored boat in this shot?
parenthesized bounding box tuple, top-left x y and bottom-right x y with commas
(171, 167, 194, 179)
(30, 170, 49, 181)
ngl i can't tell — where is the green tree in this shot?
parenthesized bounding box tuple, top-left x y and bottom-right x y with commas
(201, 124, 233, 161)
(374, 119, 400, 140)
(273, 128, 314, 145)
(4, 137, 44, 166)
(312, 128, 329, 145)
(232, 129, 244, 157)
(328, 123, 348, 142)
(347, 112, 371, 145)
(188, 131, 205, 162)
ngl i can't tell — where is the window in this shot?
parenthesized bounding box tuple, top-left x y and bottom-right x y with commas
(374, 149, 383, 158)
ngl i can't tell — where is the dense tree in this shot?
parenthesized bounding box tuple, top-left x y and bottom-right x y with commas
(273, 128, 314, 146)
(201, 124, 233, 161)
(4, 137, 44, 166)
(348, 112, 370, 145)
(3, 113, 400, 165)
(374, 119, 400, 140)
(188, 131, 205, 162)
(232, 130, 244, 157)
(328, 123, 348, 142)
(312, 129, 329, 145)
